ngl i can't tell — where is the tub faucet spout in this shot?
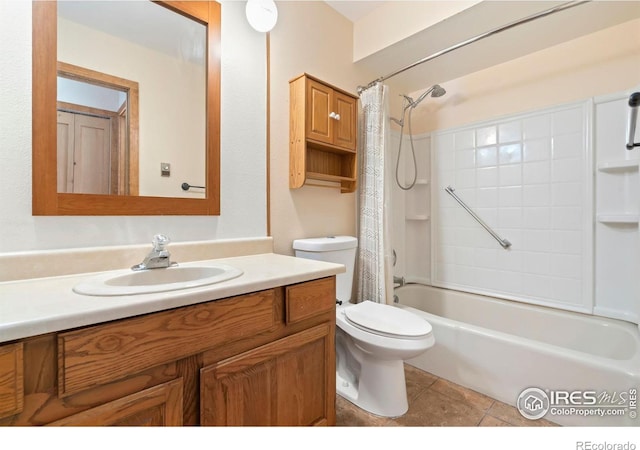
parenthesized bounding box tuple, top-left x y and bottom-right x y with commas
(393, 275, 405, 287)
(132, 234, 177, 271)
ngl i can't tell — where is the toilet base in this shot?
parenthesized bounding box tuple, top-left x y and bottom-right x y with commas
(336, 357, 409, 418)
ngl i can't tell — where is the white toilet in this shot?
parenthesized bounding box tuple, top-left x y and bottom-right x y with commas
(293, 236, 434, 417)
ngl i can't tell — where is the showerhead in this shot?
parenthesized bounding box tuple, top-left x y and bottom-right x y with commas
(431, 84, 446, 98)
(411, 84, 446, 108)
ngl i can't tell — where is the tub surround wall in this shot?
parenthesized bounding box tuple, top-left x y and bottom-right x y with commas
(593, 91, 640, 324)
(389, 131, 432, 285)
(388, 17, 640, 321)
(406, 86, 640, 325)
(432, 101, 592, 314)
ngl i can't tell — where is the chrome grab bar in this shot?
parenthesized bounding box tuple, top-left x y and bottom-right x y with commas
(627, 92, 639, 150)
(444, 186, 512, 249)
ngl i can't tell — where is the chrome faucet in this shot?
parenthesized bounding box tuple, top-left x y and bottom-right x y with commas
(132, 234, 177, 271)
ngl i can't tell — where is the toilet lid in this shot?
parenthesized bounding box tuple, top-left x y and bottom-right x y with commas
(344, 301, 432, 338)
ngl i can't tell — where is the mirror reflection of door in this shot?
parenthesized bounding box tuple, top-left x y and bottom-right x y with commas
(57, 110, 111, 194)
(56, 64, 139, 195)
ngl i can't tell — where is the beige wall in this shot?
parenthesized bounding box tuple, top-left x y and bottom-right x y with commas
(353, 0, 480, 61)
(268, 1, 375, 256)
(401, 18, 640, 135)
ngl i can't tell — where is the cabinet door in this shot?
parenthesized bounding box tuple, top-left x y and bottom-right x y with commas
(306, 79, 333, 145)
(48, 379, 183, 426)
(333, 91, 357, 151)
(0, 343, 23, 419)
(201, 324, 335, 426)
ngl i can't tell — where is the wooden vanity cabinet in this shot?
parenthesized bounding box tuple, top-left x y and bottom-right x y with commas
(201, 324, 333, 426)
(289, 73, 358, 193)
(0, 277, 336, 426)
(201, 276, 336, 426)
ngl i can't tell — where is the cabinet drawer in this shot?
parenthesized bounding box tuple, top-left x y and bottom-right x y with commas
(48, 378, 183, 426)
(0, 342, 23, 418)
(285, 277, 335, 324)
(58, 289, 277, 397)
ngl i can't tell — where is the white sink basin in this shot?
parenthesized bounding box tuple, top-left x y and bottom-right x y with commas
(73, 263, 243, 296)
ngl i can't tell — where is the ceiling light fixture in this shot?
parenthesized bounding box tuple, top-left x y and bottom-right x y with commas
(245, 0, 278, 33)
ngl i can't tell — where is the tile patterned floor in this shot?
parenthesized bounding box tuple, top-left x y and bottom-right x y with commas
(336, 364, 558, 427)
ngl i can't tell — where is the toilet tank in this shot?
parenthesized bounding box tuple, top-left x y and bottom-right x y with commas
(292, 236, 357, 303)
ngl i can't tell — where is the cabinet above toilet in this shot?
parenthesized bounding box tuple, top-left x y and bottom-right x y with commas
(289, 74, 358, 193)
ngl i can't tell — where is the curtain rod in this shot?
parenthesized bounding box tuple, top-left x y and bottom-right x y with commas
(357, 0, 591, 94)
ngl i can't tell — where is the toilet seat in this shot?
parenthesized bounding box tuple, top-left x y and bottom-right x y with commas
(344, 301, 432, 339)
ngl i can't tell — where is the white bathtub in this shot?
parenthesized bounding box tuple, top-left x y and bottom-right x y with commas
(395, 284, 640, 426)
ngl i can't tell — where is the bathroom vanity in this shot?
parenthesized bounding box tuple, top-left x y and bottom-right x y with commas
(0, 250, 343, 426)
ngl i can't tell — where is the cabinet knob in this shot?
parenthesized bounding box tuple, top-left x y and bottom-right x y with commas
(335, 114, 341, 121)
(329, 112, 337, 119)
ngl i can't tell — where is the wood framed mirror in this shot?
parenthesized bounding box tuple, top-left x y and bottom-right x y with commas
(32, 1, 220, 215)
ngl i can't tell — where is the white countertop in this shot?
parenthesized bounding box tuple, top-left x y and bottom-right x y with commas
(0, 253, 345, 343)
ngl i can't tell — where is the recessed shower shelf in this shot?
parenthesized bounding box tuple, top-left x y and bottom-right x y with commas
(406, 215, 430, 221)
(597, 160, 639, 172)
(597, 214, 639, 224)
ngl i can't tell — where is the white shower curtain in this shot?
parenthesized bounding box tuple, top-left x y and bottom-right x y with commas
(356, 83, 394, 305)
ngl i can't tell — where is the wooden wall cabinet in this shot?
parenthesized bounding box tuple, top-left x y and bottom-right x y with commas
(0, 277, 336, 427)
(290, 74, 358, 193)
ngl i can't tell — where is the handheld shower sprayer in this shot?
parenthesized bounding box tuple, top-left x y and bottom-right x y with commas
(391, 84, 447, 190)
